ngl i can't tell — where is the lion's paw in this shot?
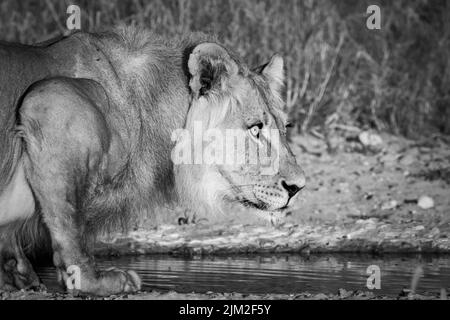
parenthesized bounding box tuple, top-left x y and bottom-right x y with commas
(1, 259, 45, 291)
(72, 268, 141, 297)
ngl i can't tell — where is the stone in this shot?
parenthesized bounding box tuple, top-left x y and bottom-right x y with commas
(418, 196, 434, 210)
(359, 131, 383, 148)
(381, 200, 398, 211)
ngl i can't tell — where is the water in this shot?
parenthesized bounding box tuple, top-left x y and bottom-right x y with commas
(36, 254, 450, 295)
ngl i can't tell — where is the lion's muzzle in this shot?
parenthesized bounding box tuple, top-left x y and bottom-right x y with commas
(253, 174, 306, 211)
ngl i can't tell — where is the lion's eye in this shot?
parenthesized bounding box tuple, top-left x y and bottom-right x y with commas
(249, 125, 261, 139)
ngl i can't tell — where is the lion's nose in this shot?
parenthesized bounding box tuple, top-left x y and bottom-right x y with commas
(280, 177, 305, 199)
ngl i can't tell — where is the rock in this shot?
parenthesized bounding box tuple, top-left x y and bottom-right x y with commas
(399, 154, 416, 166)
(359, 131, 383, 148)
(429, 227, 440, 238)
(313, 293, 328, 300)
(379, 153, 399, 164)
(338, 288, 351, 298)
(381, 200, 398, 211)
(418, 196, 434, 210)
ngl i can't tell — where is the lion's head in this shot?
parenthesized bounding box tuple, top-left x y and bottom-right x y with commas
(173, 42, 305, 220)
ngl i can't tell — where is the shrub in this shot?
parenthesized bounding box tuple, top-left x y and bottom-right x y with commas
(0, 0, 448, 138)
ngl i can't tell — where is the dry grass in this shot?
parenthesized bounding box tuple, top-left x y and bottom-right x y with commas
(0, 0, 448, 138)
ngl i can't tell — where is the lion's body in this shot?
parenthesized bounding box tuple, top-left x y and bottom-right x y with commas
(0, 26, 305, 295)
(0, 29, 208, 230)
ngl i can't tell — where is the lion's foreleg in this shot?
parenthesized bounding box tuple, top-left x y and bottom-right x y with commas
(19, 78, 141, 296)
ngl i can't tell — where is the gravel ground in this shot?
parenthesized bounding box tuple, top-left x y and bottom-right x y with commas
(1, 289, 448, 300)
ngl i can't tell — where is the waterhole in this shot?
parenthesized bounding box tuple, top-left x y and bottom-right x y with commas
(36, 254, 450, 295)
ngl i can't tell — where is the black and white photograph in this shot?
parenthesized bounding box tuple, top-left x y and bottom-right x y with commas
(0, 0, 449, 307)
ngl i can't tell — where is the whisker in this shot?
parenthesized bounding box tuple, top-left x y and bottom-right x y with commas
(220, 185, 254, 193)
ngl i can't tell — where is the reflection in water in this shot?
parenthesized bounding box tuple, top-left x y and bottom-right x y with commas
(36, 254, 450, 295)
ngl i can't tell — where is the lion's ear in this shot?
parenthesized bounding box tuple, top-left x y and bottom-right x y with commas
(188, 42, 238, 98)
(259, 54, 285, 93)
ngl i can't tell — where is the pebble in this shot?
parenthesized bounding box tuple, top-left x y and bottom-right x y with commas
(359, 131, 383, 148)
(381, 200, 398, 211)
(418, 196, 434, 210)
(314, 293, 329, 300)
(338, 288, 351, 298)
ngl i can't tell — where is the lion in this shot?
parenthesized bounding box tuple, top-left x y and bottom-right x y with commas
(0, 25, 306, 296)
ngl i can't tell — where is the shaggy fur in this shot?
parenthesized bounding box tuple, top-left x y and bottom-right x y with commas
(1, 26, 211, 238)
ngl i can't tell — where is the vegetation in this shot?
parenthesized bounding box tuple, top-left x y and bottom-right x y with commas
(1, 0, 448, 138)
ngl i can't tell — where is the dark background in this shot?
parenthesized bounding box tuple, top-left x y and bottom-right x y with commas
(1, 0, 449, 139)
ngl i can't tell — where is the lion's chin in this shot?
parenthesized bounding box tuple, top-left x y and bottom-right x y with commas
(237, 198, 288, 225)
(252, 208, 287, 226)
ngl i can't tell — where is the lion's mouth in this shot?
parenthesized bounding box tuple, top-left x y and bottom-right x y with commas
(239, 198, 289, 212)
(239, 198, 270, 211)
(237, 198, 289, 226)
(238, 197, 292, 212)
